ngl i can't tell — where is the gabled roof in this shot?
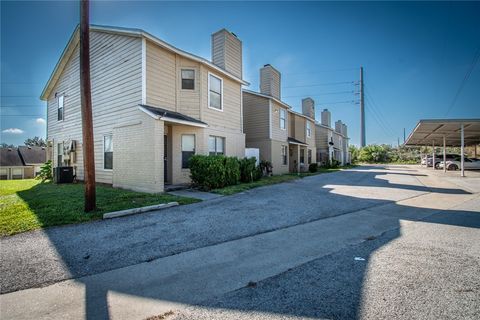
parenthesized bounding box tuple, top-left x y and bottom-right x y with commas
(139, 105, 208, 128)
(288, 109, 315, 122)
(41, 24, 249, 101)
(242, 89, 292, 110)
(0, 148, 24, 167)
(18, 146, 46, 165)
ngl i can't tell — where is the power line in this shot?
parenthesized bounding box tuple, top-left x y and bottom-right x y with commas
(364, 95, 395, 137)
(283, 67, 358, 76)
(444, 46, 480, 116)
(282, 81, 354, 89)
(364, 87, 396, 134)
(283, 91, 354, 98)
(1, 105, 45, 108)
(0, 115, 45, 117)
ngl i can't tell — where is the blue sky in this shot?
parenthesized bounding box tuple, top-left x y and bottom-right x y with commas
(1, 1, 479, 147)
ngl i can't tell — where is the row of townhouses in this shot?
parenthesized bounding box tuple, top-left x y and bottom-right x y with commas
(41, 25, 349, 193)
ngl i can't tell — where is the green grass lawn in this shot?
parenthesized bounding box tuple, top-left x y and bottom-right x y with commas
(213, 165, 356, 196)
(0, 179, 200, 237)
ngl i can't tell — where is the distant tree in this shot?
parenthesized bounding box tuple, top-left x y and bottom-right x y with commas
(0, 142, 15, 148)
(24, 136, 46, 147)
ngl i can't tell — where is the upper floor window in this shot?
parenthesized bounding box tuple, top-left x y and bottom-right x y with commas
(280, 109, 286, 130)
(104, 135, 113, 170)
(306, 121, 311, 137)
(209, 136, 225, 155)
(182, 134, 195, 169)
(208, 74, 223, 111)
(181, 69, 195, 90)
(57, 95, 64, 121)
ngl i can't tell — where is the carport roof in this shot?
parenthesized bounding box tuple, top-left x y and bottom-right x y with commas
(405, 119, 480, 147)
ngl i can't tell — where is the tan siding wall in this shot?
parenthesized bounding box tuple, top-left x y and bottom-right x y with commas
(146, 40, 176, 110)
(271, 101, 289, 142)
(177, 57, 201, 119)
(270, 140, 289, 175)
(47, 31, 143, 185)
(242, 92, 269, 141)
(113, 112, 164, 193)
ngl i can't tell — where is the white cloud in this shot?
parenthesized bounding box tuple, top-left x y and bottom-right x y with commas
(36, 118, 46, 125)
(2, 128, 24, 134)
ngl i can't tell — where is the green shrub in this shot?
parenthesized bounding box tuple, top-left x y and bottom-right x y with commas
(308, 163, 318, 173)
(224, 156, 240, 186)
(239, 157, 259, 183)
(189, 155, 226, 190)
(260, 160, 273, 176)
(322, 159, 340, 169)
(36, 160, 53, 182)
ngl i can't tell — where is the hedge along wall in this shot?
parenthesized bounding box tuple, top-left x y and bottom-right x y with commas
(189, 155, 260, 191)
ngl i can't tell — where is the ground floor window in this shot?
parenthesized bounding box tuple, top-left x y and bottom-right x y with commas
(281, 145, 287, 165)
(300, 149, 305, 164)
(0, 168, 7, 180)
(308, 149, 312, 164)
(12, 168, 22, 179)
(182, 134, 195, 168)
(104, 135, 113, 170)
(208, 136, 225, 155)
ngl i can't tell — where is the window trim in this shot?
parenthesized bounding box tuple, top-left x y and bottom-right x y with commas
(279, 108, 286, 130)
(208, 135, 225, 156)
(181, 134, 196, 169)
(57, 95, 64, 121)
(103, 134, 113, 171)
(306, 121, 311, 138)
(300, 148, 305, 165)
(181, 68, 195, 90)
(207, 72, 223, 112)
(308, 149, 312, 164)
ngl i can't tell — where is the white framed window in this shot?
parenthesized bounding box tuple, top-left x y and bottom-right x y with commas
(208, 73, 223, 111)
(181, 69, 195, 90)
(103, 135, 113, 170)
(306, 121, 311, 137)
(12, 168, 23, 180)
(281, 145, 287, 165)
(308, 149, 312, 164)
(0, 168, 8, 180)
(57, 95, 64, 121)
(300, 149, 305, 164)
(182, 134, 195, 169)
(280, 109, 286, 130)
(209, 136, 225, 155)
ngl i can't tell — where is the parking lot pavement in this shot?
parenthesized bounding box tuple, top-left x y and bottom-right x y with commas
(173, 195, 480, 320)
(1, 165, 479, 320)
(1, 165, 438, 294)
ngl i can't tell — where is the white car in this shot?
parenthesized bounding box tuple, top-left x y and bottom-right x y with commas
(442, 158, 480, 171)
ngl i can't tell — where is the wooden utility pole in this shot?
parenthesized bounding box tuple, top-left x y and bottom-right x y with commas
(360, 67, 366, 147)
(80, 0, 96, 212)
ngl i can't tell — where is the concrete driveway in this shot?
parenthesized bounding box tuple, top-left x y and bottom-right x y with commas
(1, 165, 479, 319)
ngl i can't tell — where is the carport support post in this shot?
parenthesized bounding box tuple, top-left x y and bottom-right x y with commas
(461, 123, 465, 177)
(432, 141, 435, 170)
(443, 135, 446, 173)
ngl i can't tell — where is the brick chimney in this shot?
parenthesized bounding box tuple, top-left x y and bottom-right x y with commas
(212, 29, 242, 79)
(302, 97, 315, 119)
(321, 109, 331, 127)
(260, 64, 281, 99)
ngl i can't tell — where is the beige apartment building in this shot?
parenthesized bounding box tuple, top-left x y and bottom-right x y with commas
(41, 25, 247, 193)
(316, 109, 350, 165)
(243, 65, 316, 174)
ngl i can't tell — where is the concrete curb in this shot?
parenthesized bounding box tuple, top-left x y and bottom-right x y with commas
(103, 202, 179, 219)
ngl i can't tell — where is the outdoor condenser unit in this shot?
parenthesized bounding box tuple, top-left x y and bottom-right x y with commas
(54, 167, 74, 184)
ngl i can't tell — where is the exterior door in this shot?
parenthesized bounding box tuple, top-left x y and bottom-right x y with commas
(164, 135, 168, 183)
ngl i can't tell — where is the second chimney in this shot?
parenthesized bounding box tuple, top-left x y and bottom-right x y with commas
(335, 120, 343, 134)
(212, 29, 242, 79)
(321, 109, 331, 127)
(260, 64, 281, 99)
(302, 97, 315, 119)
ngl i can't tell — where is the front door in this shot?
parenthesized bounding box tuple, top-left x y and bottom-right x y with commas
(164, 135, 168, 183)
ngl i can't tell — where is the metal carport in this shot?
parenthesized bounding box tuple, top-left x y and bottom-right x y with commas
(405, 119, 480, 177)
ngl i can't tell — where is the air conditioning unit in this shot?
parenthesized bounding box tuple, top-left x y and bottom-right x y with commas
(54, 166, 74, 183)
